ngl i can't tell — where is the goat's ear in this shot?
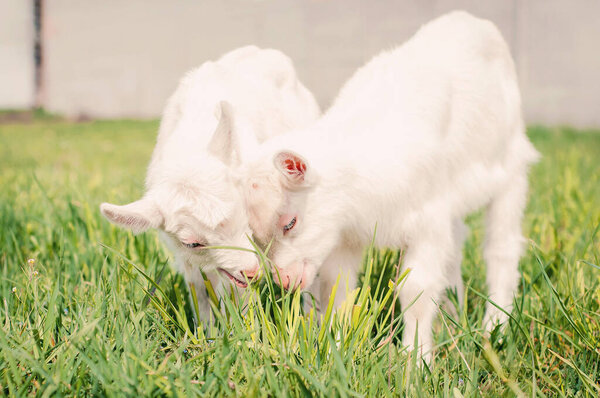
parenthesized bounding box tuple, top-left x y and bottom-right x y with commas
(208, 101, 239, 165)
(273, 150, 313, 188)
(100, 199, 162, 234)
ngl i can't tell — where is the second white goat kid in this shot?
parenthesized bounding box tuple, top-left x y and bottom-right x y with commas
(241, 12, 539, 359)
(100, 46, 320, 322)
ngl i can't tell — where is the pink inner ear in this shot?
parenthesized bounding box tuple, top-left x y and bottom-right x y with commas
(278, 213, 296, 229)
(281, 155, 306, 180)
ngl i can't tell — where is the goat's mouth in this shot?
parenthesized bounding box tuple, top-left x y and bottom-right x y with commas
(218, 268, 248, 288)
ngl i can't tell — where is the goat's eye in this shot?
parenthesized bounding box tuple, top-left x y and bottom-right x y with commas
(184, 242, 206, 249)
(282, 216, 297, 234)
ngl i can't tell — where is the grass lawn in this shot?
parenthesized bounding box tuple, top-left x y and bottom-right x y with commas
(0, 119, 599, 396)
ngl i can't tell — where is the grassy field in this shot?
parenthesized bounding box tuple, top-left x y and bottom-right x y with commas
(0, 119, 599, 396)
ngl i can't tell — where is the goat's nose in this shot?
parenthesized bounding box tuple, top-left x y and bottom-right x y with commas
(273, 265, 301, 290)
(242, 266, 259, 281)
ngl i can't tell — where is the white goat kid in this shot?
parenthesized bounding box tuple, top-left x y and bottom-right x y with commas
(100, 46, 320, 322)
(241, 12, 539, 359)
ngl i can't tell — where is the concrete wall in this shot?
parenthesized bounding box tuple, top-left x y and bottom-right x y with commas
(36, 1, 600, 127)
(0, 0, 35, 108)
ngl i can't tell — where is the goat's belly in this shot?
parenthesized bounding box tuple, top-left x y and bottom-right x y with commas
(446, 160, 510, 217)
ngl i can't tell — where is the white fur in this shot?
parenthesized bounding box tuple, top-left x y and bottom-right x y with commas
(241, 12, 539, 359)
(100, 46, 320, 322)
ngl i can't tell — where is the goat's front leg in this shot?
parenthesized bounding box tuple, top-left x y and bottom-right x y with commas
(399, 224, 453, 362)
(313, 245, 363, 314)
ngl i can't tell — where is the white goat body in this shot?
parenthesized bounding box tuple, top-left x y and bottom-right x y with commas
(243, 12, 539, 358)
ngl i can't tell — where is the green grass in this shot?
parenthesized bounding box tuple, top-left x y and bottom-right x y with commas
(1, 119, 599, 396)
